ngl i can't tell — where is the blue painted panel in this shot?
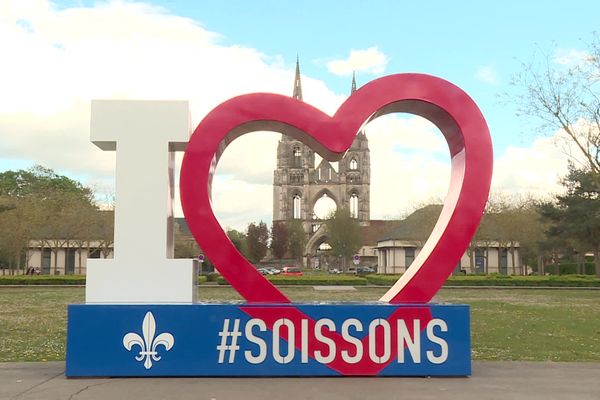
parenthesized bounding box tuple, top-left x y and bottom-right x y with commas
(66, 303, 470, 377)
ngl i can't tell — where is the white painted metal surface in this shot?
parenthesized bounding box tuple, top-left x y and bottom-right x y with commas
(86, 100, 196, 304)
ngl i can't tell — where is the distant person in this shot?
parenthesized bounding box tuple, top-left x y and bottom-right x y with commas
(35, 267, 41, 275)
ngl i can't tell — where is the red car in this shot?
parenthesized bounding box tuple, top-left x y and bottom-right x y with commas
(282, 267, 303, 276)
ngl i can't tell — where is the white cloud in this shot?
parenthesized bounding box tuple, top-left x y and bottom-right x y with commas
(475, 66, 499, 85)
(326, 47, 388, 76)
(491, 130, 576, 201)
(365, 114, 446, 154)
(207, 114, 452, 227)
(192, 100, 580, 231)
(0, 1, 581, 233)
(553, 48, 592, 66)
(0, 0, 345, 230)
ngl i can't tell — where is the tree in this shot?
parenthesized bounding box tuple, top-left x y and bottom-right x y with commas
(326, 207, 362, 272)
(482, 194, 547, 275)
(0, 165, 93, 204)
(226, 227, 256, 264)
(287, 220, 306, 261)
(41, 190, 99, 274)
(92, 210, 115, 260)
(0, 166, 98, 274)
(226, 229, 248, 258)
(539, 167, 600, 276)
(270, 221, 288, 260)
(246, 221, 269, 264)
(511, 34, 600, 182)
(0, 200, 34, 274)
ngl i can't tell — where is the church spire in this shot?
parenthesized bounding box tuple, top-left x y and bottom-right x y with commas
(293, 55, 303, 101)
(351, 71, 357, 94)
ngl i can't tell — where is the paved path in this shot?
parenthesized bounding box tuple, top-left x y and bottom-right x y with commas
(1, 361, 599, 400)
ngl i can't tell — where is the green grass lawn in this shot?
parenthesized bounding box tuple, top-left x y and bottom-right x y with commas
(0, 287, 599, 362)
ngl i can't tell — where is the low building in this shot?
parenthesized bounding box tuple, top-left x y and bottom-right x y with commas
(376, 239, 521, 275)
(24, 217, 189, 275)
(375, 205, 523, 275)
(26, 239, 113, 275)
(23, 210, 115, 275)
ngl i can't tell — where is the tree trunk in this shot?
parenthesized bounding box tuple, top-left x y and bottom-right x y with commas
(77, 248, 82, 275)
(24, 247, 30, 274)
(518, 251, 524, 275)
(510, 246, 516, 275)
(485, 247, 489, 274)
(537, 255, 544, 275)
(595, 248, 600, 277)
(53, 247, 58, 275)
(101, 241, 112, 259)
(19, 252, 25, 275)
(468, 248, 475, 273)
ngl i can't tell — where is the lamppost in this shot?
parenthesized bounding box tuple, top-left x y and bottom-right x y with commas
(197, 254, 204, 276)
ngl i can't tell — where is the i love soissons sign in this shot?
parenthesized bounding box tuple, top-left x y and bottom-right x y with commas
(66, 74, 492, 377)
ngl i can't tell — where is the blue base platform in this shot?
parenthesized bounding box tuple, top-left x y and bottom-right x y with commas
(66, 303, 470, 377)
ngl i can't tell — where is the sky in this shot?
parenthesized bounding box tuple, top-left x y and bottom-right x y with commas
(1, 0, 599, 230)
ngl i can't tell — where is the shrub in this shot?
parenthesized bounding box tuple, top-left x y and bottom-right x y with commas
(364, 274, 401, 286)
(364, 274, 600, 287)
(545, 263, 596, 275)
(204, 272, 221, 282)
(0, 275, 86, 285)
(217, 275, 367, 286)
(0, 275, 210, 285)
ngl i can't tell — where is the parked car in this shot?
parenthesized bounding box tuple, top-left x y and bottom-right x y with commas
(265, 267, 281, 275)
(282, 266, 303, 276)
(347, 267, 358, 275)
(257, 268, 271, 275)
(358, 266, 375, 274)
(328, 268, 342, 274)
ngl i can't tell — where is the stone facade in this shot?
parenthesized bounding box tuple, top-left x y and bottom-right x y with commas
(272, 61, 371, 266)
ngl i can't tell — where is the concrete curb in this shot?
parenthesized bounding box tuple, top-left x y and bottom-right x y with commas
(2, 361, 599, 400)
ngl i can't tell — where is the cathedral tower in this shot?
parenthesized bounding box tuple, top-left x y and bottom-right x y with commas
(272, 60, 370, 266)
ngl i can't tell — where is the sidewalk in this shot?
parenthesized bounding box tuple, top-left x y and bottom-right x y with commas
(2, 361, 599, 400)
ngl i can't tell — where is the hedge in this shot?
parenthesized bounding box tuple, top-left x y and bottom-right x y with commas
(3, 274, 598, 287)
(216, 275, 368, 286)
(0, 275, 208, 285)
(545, 262, 597, 275)
(365, 274, 600, 287)
(0, 275, 86, 285)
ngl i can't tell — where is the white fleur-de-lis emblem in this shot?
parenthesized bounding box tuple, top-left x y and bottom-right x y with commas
(122, 311, 174, 369)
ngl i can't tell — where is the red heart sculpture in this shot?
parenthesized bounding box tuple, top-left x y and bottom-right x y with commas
(180, 73, 492, 304)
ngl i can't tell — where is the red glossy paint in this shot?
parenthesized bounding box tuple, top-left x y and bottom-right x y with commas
(180, 73, 492, 304)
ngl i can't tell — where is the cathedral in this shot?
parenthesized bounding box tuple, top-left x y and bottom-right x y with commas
(272, 59, 371, 268)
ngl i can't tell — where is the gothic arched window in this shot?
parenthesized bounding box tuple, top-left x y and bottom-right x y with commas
(349, 158, 358, 170)
(293, 195, 302, 219)
(350, 193, 359, 218)
(348, 174, 360, 184)
(293, 146, 302, 167)
(290, 172, 302, 184)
